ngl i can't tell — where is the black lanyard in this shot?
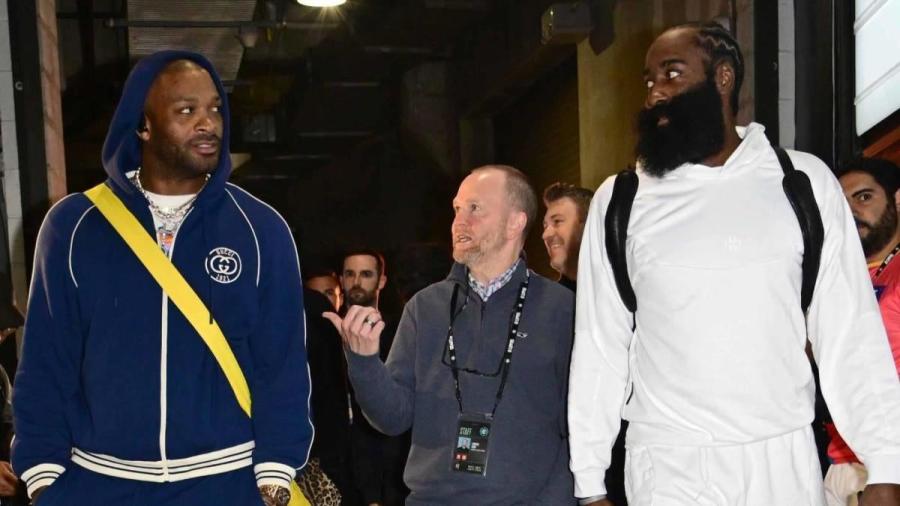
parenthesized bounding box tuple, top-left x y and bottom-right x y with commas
(446, 271, 530, 418)
(874, 242, 900, 281)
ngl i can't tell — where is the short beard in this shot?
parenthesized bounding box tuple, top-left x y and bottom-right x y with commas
(452, 245, 485, 269)
(860, 205, 899, 258)
(150, 134, 220, 177)
(345, 286, 376, 307)
(635, 75, 726, 177)
(452, 220, 506, 269)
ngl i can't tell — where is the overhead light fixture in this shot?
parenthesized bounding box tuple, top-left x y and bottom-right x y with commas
(297, 0, 346, 6)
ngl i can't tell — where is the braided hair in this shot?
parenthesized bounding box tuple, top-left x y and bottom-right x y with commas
(671, 21, 745, 114)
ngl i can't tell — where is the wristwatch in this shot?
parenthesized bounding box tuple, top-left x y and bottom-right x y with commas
(259, 484, 291, 506)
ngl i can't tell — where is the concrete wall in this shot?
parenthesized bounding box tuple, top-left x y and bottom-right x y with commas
(576, 0, 752, 190)
(0, 0, 27, 317)
(0, 0, 67, 328)
(778, 0, 795, 149)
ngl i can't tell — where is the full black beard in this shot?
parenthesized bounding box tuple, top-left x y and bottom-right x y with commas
(635, 76, 726, 177)
(859, 204, 899, 258)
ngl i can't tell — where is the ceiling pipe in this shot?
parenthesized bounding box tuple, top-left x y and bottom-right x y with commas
(423, 0, 491, 10)
(57, 11, 120, 19)
(104, 19, 339, 29)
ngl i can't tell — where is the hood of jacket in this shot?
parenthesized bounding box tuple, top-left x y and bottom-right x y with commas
(100, 50, 232, 208)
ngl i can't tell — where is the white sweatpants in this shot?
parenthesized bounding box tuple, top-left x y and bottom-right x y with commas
(625, 426, 825, 505)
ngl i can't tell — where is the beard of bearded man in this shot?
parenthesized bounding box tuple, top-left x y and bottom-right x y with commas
(452, 216, 508, 268)
(150, 130, 221, 177)
(346, 285, 377, 307)
(635, 73, 726, 178)
(859, 202, 899, 258)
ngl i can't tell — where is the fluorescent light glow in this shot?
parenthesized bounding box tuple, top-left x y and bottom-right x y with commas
(297, 0, 346, 6)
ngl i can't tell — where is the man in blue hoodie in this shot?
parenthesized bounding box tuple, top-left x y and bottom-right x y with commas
(11, 51, 313, 506)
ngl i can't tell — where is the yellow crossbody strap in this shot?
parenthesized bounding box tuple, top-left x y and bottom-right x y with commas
(84, 183, 252, 415)
(84, 183, 309, 506)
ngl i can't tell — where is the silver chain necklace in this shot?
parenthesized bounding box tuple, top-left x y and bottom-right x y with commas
(129, 167, 209, 233)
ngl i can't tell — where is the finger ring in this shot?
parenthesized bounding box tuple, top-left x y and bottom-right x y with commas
(369, 319, 377, 328)
(363, 316, 371, 325)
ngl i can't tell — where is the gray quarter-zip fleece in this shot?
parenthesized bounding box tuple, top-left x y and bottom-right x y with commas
(346, 260, 575, 505)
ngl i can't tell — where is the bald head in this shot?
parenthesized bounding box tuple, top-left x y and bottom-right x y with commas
(143, 60, 214, 126)
(470, 165, 538, 238)
(164, 59, 205, 74)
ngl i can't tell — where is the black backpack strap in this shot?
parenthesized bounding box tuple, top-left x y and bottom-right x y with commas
(605, 170, 639, 313)
(775, 147, 824, 313)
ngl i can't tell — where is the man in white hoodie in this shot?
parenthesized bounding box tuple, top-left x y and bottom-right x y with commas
(568, 22, 900, 506)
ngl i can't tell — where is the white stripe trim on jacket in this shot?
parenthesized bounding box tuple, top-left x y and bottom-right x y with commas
(70, 440, 255, 483)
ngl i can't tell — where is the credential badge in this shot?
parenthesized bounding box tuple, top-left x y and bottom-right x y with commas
(205, 247, 242, 284)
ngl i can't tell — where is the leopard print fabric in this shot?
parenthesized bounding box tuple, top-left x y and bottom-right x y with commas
(296, 458, 341, 506)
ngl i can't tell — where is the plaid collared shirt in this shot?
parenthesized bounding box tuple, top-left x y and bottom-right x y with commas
(467, 259, 521, 301)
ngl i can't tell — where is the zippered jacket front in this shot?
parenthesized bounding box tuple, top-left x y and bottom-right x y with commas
(11, 50, 313, 498)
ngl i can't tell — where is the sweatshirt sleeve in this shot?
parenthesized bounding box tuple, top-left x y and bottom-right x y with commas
(11, 199, 85, 497)
(346, 303, 417, 436)
(802, 154, 900, 485)
(568, 178, 636, 499)
(249, 213, 314, 489)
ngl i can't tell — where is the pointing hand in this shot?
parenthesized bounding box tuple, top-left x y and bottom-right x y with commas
(323, 305, 384, 357)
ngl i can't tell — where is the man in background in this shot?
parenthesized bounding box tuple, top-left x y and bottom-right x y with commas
(304, 284, 354, 504)
(0, 295, 22, 504)
(542, 182, 593, 291)
(831, 158, 900, 505)
(542, 181, 628, 505)
(340, 250, 408, 506)
(306, 269, 342, 311)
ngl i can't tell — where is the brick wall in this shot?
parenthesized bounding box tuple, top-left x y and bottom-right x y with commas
(36, 0, 66, 203)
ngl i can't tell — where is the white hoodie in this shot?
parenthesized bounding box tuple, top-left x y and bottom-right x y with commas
(568, 123, 900, 498)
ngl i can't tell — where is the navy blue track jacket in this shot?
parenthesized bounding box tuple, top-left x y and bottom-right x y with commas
(11, 50, 313, 497)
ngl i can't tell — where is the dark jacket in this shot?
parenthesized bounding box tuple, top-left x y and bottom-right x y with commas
(306, 289, 351, 462)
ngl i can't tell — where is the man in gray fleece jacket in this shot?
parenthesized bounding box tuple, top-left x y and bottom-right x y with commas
(326, 165, 575, 505)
